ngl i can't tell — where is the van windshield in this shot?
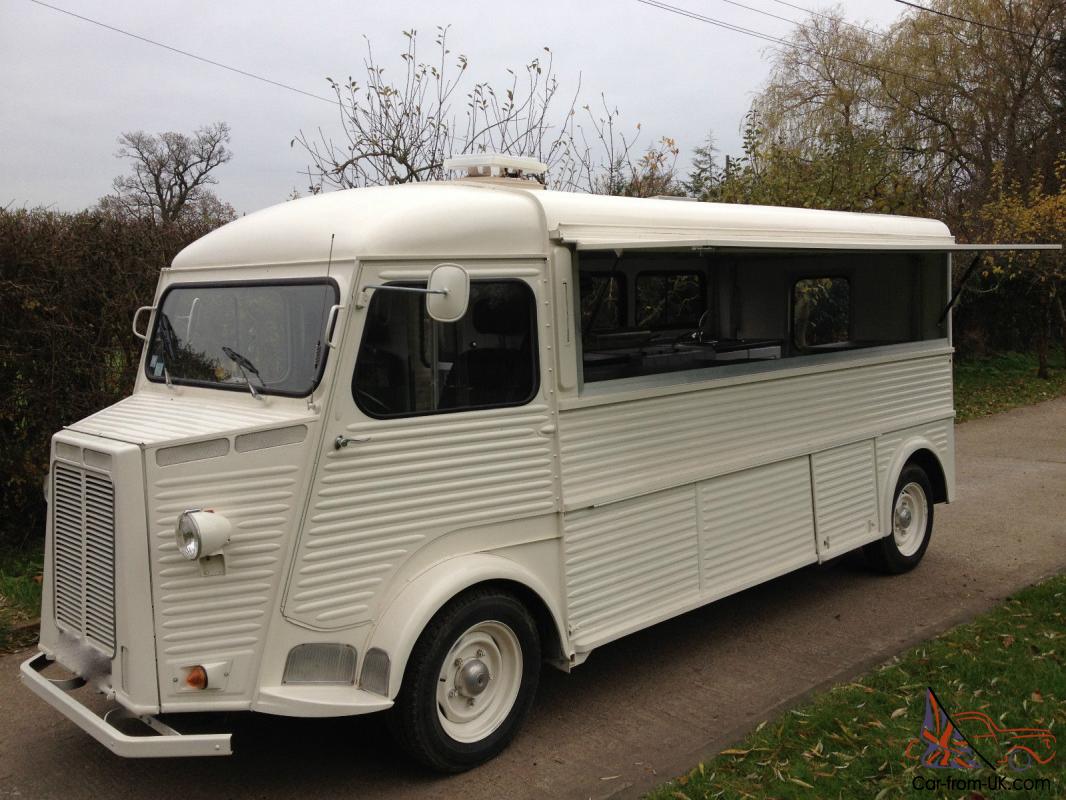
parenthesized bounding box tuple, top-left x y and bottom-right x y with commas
(144, 280, 338, 397)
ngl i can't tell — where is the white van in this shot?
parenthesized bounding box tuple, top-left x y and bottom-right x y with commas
(20, 155, 1050, 771)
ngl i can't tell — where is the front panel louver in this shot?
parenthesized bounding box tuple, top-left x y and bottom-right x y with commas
(52, 462, 117, 655)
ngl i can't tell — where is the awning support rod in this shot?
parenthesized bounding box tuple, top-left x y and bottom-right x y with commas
(938, 254, 982, 324)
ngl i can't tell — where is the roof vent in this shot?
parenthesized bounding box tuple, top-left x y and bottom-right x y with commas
(444, 153, 548, 185)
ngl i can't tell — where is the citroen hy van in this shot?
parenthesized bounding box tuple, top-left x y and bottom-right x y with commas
(20, 154, 1054, 771)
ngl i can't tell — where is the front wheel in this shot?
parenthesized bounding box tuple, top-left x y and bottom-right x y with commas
(864, 464, 934, 574)
(389, 588, 540, 772)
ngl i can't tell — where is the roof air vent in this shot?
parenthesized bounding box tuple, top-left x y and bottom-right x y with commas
(443, 153, 548, 186)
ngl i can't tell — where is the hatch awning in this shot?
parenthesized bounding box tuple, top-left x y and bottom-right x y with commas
(552, 224, 1061, 253)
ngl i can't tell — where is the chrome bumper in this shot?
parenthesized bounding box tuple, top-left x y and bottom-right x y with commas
(20, 652, 232, 758)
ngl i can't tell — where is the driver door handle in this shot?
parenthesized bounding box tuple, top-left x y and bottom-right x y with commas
(334, 434, 371, 449)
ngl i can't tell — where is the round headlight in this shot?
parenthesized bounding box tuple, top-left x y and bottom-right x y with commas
(176, 511, 202, 560)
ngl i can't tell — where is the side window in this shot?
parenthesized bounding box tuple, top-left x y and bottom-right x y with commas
(793, 277, 850, 350)
(635, 271, 706, 329)
(580, 273, 625, 333)
(353, 280, 538, 418)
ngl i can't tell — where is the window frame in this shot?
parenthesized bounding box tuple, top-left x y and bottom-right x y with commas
(790, 275, 853, 352)
(633, 269, 708, 331)
(143, 277, 340, 398)
(352, 277, 541, 420)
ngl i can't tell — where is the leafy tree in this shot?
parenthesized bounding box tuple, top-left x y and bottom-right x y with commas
(100, 122, 235, 225)
(971, 159, 1066, 377)
(748, 0, 1064, 227)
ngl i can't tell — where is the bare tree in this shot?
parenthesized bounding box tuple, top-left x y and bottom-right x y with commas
(101, 122, 234, 224)
(293, 27, 666, 195)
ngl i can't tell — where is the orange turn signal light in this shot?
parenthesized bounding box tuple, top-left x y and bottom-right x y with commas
(185, 665, 209, 690)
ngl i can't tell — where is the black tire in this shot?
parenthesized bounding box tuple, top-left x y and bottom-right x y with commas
(388, 588, 540, 773)
(864, 464, 934, 574)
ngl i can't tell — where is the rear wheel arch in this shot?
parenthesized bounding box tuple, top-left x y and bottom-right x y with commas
(905, 448, 948, 504)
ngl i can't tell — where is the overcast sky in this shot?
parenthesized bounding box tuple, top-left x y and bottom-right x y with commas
(2, 0, 906, 214)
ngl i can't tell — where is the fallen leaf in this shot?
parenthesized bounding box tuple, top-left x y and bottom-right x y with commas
(720, 749, 751, 756)
(33, 574, 43, 584)
(599, 774, 620, 781)
(789, 777, 815, 789)
(1031, 691, 1044, 703)
(890, 707, 907, 719)
(1002, 635, 1015, 648)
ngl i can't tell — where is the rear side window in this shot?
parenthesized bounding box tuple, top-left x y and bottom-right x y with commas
(580, 273, 625, 332)
(793, 277, 850, 350)
(353, 281, 538, 418)
(635, 271, 706, 329)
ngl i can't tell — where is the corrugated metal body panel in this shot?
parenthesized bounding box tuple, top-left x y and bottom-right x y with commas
(558, 354, 952, 510)
(71, 393, 307, 446)
(51, 462, 117, 655)
(149, 462, 299, 690)
(699, 457, 816, 599)
(811, 441, 880, 559)
(564, 486, 699, 645)
(875, 422, 951, 482)
(285, 405, 557, 630)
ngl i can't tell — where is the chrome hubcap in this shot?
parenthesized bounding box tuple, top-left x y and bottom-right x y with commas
(436, 620, 522, 743)
(457, 658, 491, 696)
(893, 482, 928, 557)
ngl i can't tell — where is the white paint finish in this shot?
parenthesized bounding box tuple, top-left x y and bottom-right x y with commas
(557, 352, 953, 510)
(811, 440, 881, 559)
(564, 486, 700, 647)
(875, 420, 955, 527)
(172, 183, 549, 269)
(146, 454, 305, 707)
(698, 457, 817, 600)
(69, 393, 311, 446)
(284, 405, 558, 629)
(171, 181, 955, 272)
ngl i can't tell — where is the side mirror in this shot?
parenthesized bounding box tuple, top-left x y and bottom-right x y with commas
(425, 263, 470, 323)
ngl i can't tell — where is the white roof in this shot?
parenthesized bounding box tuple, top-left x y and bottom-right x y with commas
(172, 180, 965, 270)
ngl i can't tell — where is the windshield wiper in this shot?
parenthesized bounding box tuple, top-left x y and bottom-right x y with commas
(222, 346, 265, 400)
(151, 312, 184, 389)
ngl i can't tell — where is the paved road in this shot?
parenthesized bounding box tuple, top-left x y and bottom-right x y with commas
(2, 398, 1065, 800)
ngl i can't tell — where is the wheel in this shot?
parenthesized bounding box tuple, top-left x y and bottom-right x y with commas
(1007, 748, 1034, 772)
(864, 464, 933, 574)
(389, 588, 540, 772)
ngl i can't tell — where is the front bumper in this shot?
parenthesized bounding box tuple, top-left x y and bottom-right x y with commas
(20, 653, 232, 758)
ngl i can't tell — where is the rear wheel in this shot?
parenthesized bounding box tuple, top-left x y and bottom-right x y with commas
(864, 464, 934, 574)
(389, 588, 540, 772)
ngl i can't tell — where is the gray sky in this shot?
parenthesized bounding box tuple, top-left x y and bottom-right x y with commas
(2, 0, 906, 214)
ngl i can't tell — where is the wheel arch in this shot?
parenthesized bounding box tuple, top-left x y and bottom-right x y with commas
(362, 553, 569, 701)
(879, 438, 949, 533)
(905, 448, 948, 504)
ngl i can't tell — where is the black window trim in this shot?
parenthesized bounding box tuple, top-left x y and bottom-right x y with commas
(352, 277, 541, 420)
(144, 276, 340, 398)
(633, 268, 708, 330)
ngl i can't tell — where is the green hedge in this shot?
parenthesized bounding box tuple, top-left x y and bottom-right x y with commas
(0, 209, 219, 549)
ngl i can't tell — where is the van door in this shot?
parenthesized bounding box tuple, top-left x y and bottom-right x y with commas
(283, 260, 559, 630)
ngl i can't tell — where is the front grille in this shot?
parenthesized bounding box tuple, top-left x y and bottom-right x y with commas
(53, 461, 116, 654)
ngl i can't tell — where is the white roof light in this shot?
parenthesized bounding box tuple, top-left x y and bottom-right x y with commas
(443, 153, 548, 179)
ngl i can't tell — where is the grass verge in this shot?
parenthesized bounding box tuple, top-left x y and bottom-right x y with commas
(647, 574, 1066, 799)
(0, 547, 43, 653)
(955, 351, 1066, 422)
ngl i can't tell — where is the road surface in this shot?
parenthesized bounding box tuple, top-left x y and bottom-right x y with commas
(2, 397, 1065, 799)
